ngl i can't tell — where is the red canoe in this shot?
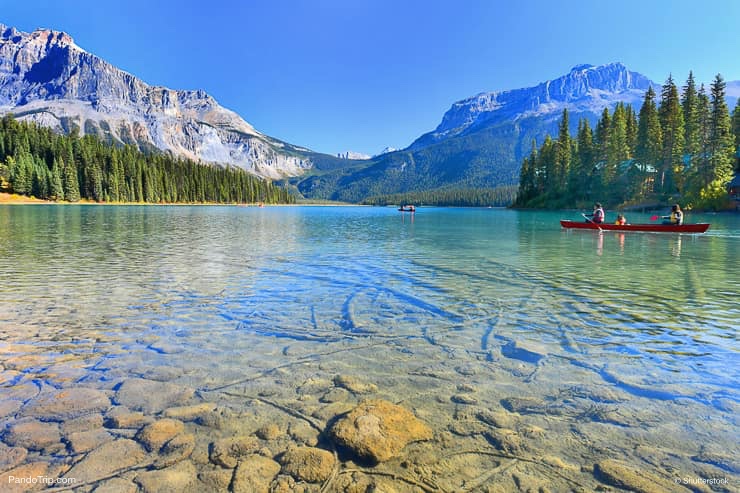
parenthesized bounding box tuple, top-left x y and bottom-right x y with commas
(560, 220, 710, 233)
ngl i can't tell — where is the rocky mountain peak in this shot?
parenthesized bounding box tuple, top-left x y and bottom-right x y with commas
(417, 62, 654, 147)
(0, 24, 313, 179)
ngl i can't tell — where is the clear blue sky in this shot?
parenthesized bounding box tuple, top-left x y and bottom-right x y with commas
(4, 0, 740, 156)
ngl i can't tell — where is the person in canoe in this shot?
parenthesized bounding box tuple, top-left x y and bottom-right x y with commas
(615, 214, 627, 225)
(586, 203, 605, 224)
(662, 204, 683, 225)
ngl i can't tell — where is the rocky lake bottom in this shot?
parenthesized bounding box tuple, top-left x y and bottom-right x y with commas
(1, 206, 738, 492)
(1, 317, 737, 493)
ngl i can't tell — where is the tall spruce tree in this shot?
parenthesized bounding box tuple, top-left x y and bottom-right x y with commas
(732, 100, 740, 172)
(635, 86, 663, 197)
(555, 109, 572, 196)
(699, 74, 734, 208)
(682, 72, 701, 162)
(625, 104, 638, 156)
(658, 75, 685, 195)
(572, 118, 595, 202)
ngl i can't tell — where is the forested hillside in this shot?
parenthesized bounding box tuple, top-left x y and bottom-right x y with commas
(515, 73, 740, 210)
(0, 116, 294, 204)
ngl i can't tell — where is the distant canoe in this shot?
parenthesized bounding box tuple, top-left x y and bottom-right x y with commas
(560, 220, 710, 233)
(398, 206, 416, 212)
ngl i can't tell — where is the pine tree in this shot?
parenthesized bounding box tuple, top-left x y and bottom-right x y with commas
(62, 161, 80, 202)
(635, 86, 662, 197)
(625, 104, 638, 156)
(698, 74, 734, 208)
(732, 100, 740, 172)
(658, 75, 685, 195)
(682, 72, 701, 162)
(555, 108, 571, 196)
(571, 118, 595, 202)
(50, 157, 64, 200)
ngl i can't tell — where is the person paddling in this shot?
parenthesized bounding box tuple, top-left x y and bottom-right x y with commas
(586, 203, 605, 224)
(662, 204, 683, 225)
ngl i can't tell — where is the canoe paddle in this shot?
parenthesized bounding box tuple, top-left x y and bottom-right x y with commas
(581, 213, 603, 232)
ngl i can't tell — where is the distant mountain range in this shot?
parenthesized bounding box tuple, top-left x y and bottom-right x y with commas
(293, 63, 660, 201)
(1, 24, 737, 201)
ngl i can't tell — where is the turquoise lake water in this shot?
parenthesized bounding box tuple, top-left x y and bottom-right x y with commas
(0, 205, 738, 491)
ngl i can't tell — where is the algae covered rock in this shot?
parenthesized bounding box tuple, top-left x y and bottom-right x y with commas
(279, 446, 336, 482)
(329, 399, 432, 463)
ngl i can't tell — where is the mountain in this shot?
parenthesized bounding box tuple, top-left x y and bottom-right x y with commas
(292, 63, 658, 201)
(0, 24, 320, 180)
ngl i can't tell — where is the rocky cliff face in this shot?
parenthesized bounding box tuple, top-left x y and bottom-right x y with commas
(0, 24, 312, 179)
(411, 63, 654, 148)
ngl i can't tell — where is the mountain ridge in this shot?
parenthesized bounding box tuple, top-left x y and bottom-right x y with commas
(0, 23, 316, 179)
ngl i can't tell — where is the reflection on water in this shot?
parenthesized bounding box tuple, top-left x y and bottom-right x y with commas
(0, 205, 738, 491)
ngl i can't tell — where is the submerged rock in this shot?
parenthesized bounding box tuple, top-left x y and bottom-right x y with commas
(136, 419, 185, 452)
(279, 446, 335, 483)
(113, 378, 193, 414)
(255, 423, 282, 440)
(329, 399, 433, 463)
(1, 461, 53, 493)
(333, 375, 378, 394)
(232, 455, 281, 493)
(91, 477, 139, 493)
(20, 387, 110, 421)
(63, 439, 147, 484)
(105, 408, 153, 429)
(209, 436, 261, 468)
(163, 403, 217, 421)
(135, 460, 197, 493)
(594, 459, 684, 493)
(0, 442, 27, 472)
(2, 418, 63, 452)
(66, 429, 114, 454)
(155, 433, 195, 469)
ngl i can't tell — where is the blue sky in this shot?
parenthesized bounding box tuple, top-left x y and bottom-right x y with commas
(3, 0, 740, 156)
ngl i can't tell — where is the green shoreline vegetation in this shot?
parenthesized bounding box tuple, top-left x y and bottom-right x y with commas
(515, 72, 740, 212)
(0, 115, 295, 205)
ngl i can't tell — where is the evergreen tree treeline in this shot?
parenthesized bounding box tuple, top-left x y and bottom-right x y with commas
(0, 115, 295, 204)
(515, 72, 740, 210)
(362, 186, 517, 207)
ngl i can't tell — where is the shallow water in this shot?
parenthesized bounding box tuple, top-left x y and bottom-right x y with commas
(0, 205, 738, 492)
